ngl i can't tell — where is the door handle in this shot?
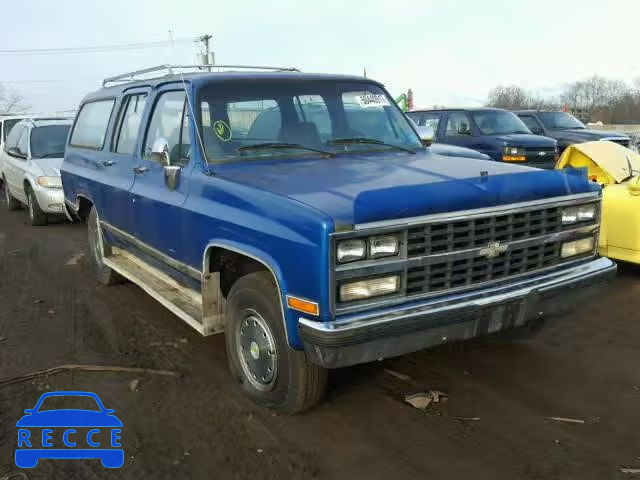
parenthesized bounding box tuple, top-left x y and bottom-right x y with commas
(132, 166, 149, 174)
(102, 160, 115, 167)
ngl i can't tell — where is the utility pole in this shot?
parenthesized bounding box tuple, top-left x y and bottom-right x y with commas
(199, 34, 213, 71)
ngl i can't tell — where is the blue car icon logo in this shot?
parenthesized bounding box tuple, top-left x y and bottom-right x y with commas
(15, 391, 123, 468)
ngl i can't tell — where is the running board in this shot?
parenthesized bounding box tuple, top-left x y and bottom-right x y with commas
(103, 247, 209, 336)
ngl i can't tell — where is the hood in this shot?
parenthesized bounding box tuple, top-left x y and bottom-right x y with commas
(216, 150, 597, 226)
(550, 128, 629, 142)
(16, 410, 123, 427)
(491, 133, 557, 147)
(430, 143, 490, 160)
(31, 157, 63, 177)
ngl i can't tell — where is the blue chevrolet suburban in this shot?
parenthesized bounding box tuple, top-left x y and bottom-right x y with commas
(407, 107, 559, 168)
(61, 65, 615, 413)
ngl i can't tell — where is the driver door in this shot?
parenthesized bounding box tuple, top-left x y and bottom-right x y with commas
(129, 89, 193, 260)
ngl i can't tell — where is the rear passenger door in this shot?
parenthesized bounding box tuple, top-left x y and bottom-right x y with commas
(104, 89, 149, 233)
(130, 89, 193, 259)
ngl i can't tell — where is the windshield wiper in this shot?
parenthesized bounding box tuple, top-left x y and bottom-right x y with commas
(237, 142, 335, 157)
(330, 137, 416, 154)
(510, 131, 531, 134)
(37, 153, 65, 158)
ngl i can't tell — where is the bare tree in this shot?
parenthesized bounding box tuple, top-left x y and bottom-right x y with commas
(0, 83, 30, 114)
(487, 85, 531, 109)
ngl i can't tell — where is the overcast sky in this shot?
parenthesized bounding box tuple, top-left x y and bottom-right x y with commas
(2, 0, 639, 113)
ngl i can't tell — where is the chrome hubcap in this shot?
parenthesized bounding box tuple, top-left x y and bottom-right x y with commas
(236, 310, 277, 391)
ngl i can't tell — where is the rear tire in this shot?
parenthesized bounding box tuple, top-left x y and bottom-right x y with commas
(225, 271, 327, 414)
(88, 206, 125, 285)
(26, 187, 48, 226)
(3, 177, 21, 211)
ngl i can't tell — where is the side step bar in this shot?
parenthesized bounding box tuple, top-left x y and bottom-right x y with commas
(103, 247, 210, 336)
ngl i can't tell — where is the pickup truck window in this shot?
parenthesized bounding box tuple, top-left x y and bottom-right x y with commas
(445, 112, 472, 137)
(518, 114, 543, 132)
(115, 94, 147, 155)
(472, 110, 531, 135)
(144, 91, 191, 166)
(199, 81, 421, 163)
(30, 125, 71, 159)
(70, 99, 115, 149)
(537, 112, 586, 130)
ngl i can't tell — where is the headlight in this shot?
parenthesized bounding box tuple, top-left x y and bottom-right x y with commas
(36, 176, 62, 189)
(369, 235, 399, 258)
(336, 239, 366, 263)
(339, 275, 400, 302)
(561, 237, 595, 258)
(502, 146, 526, 162)
(562, 204, 596, 224)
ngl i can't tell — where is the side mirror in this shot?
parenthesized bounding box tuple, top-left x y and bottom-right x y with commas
(164, 165, 181, 191)
(531, 127, 543, 135)
(105, 408, 115, 414)
(416, 126, 434, 147)
(149, 138, 170, 166)
(8, 147, 26, 159)
(24, 409, 34, 414)
(457, 124, 471, 135)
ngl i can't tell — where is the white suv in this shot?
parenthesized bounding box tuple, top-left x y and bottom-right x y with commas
(1, 118, 72, 225)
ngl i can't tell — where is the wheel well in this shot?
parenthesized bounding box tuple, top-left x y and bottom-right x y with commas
(23, 179, 32, 192)
(208, 247, 268, 298)
(77, 196, 93, 221)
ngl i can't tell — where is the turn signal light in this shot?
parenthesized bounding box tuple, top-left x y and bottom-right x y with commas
(286, 295, 319, 316)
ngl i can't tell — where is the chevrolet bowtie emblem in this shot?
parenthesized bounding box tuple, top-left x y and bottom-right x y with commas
(538, 151, 547, 156)
(479, 241, 508, 259)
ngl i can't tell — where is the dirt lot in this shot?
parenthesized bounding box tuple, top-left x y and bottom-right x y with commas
(0, 203, 639, 480)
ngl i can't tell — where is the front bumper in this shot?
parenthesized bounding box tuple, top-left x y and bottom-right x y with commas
(299, 257, 616, 368)
(33, 186, 65, 214)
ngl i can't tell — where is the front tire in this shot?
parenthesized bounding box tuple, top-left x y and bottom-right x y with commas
(225, 271, 327, 414)
(27, 187, 48, 226)
(3, 178, 21, 211)
(88, 206, 125, 285)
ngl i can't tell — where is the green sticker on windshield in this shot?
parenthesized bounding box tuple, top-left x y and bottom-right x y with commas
(213, 120, 232, 141)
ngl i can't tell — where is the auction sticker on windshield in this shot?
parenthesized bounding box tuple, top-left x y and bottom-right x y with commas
(356, 94, 390, 108)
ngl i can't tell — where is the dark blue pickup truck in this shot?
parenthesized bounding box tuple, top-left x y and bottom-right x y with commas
(61, 66, 615, 413)
(407, 107, 559, 168)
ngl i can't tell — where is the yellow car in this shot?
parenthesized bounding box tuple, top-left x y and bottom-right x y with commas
(557, 141, 640, 264)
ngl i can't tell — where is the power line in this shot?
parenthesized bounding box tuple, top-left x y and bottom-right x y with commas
(0, 38, 197, 56)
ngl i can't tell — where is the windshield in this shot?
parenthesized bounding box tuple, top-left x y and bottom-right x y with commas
(471, 110, 532, 135)
(3, 118, 24, 141)
(198, 81, 422, 163)
(30, 124, 71, 159)
(537, 112, 586, 130)
(37, 395, 101, 412)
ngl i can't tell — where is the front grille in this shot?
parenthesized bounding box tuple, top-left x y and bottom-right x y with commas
(406, 241, 561, 295)
(407, 207, 563, 257)
(525, 147, 556, 163)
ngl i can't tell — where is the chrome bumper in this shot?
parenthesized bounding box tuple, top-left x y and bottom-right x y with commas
(299, 257, 616, 368)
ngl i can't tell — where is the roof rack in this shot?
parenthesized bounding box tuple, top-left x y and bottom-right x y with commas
(102, 64, 301, 87)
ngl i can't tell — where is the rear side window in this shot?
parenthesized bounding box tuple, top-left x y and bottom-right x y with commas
(70, 99, 115, 149)
(4, 124, 23, 152)
(114, 94, 147, 154)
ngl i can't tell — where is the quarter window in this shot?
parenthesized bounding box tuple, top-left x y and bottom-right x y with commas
(115, 94, 147, 154)
(70, 99, 115, 149)
(4, 124, 23, 152)
(144, 91, 191, 166)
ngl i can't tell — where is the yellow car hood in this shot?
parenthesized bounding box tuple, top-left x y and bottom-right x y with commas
(556, 140, 640, 184)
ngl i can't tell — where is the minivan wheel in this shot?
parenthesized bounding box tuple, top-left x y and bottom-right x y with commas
(3, 178, 21, 211)
(88, 206, 125, 285)
(26, 188, 48, 226)
(225, 271, 328, 414)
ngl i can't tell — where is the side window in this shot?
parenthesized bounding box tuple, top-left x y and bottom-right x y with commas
(445, 112, 472, 137)
(4, 125, 23, 152)
(17, 127, 29, 155)
(421, 113, 442, 133)
(144, 91, 191, 166)
(114, 94, 147, 155)
(70, 99, 115, 149)
(519, 115, 542, 133)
